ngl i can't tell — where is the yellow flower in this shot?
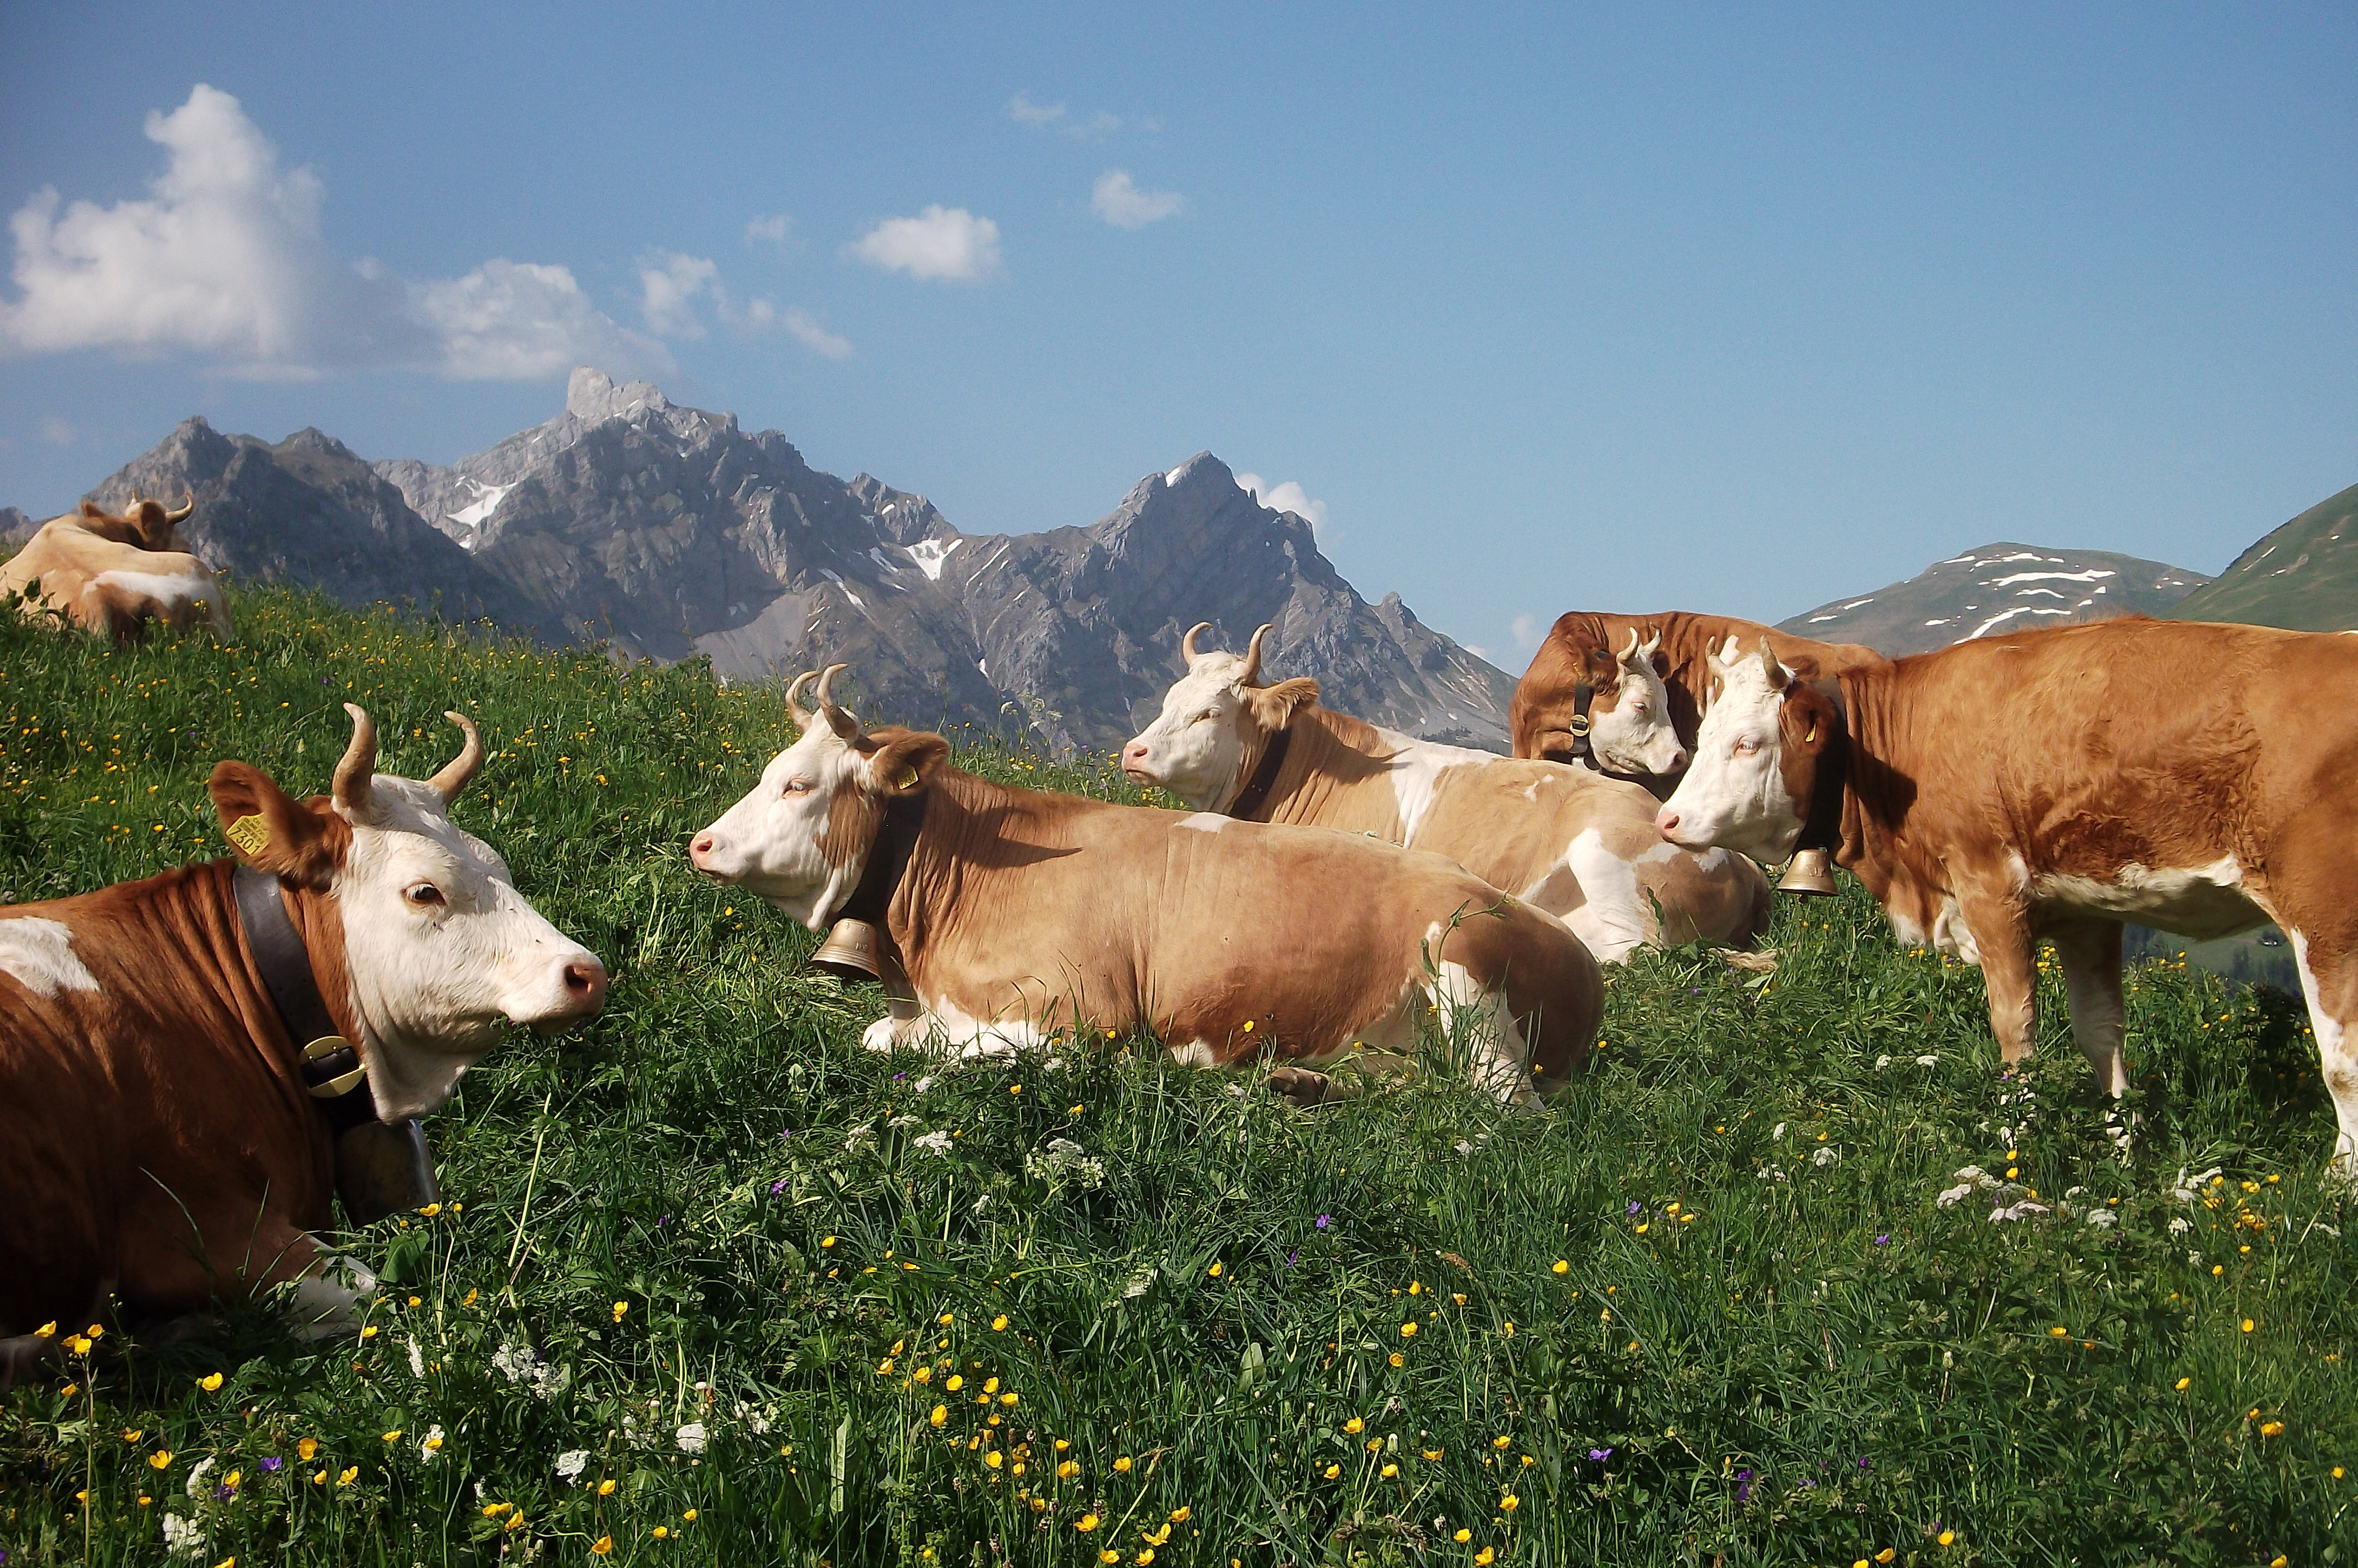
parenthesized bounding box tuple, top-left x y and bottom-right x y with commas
(913, 1365, 931, 1383)
(382, 1429, 402, 1442)
(1170, 1507, 1191, 1523)
(1500, 1493, 1519, 1511)
(1453, 1292, 1468, 1306)
(35, 1322, 55, 1338)
(946, 1375, 964, 1392)
(1322, 1462, 1341, 1480)
(149, 1450, 173, 1470)
(1878, 1552, 1897, 1565)
(598, 1478, 618, 1496)
(1500, 1320, 1515, 1336)
(1454, 1529, 1471, 1543)
(198, 1372, 225, 1391)
(1681, 1212, 1698, 1224)
(821, 1236, 837, 1248)
(1401, 1322, 1418, 1338)
(1076, 1513, 1102, 1533)
(338, 1466, 358, 1485)
(1002, 1392, 1019, 1406)
(1552, 1259, 1570, 1274)
(1137, 1553, 1155, 1566)
(992, 1314, 1009, 1331)
(592, 1538, 614, 1556)
(1938, 1531, 1955, 1547)
(985, 1450, 1004, 1469)
(419, 1203, 442, 1217)
(1381, 1462, 1399, 1478)
(1388, 1353, 1405, 1368)
(359, 1325, 379, 1340)
(2261, 1421, 2285, 1437)
(1493, 1435, 1511, 1450)
(2244, 1319, 2257, 1333)
(224, 1470, 242, 1488)
(877, 1358, 895, 1375)
(1635, 1223, 1649, 1234)
(2337, 1467, 2347, 1480)
(1207, 1262, 1223, 1278)
(1423, 1447, 1444, 1461)
(1345, 1417, 1365, 1434)
(483, 1503, 510, 1518)
(930, 1405, 949, 1427)
(1476, 1550, 1495, 1566)
(2049, 1326, 2069, 1338)
(653, 1526, 669, 1539)
(1009, 1084, 1023, 1095)
(1058, 1459, 1079, 1477)
(1101, 1554, 1121, 1566)
(65, 1335, 91, 1355)
(612, 1301, 630, 1323)
(462, 1289, 477, 1307)
(2174, 1377, 2191, 1391)
(123, 1428, 143, 1442)
(983, 1376, 999, 1394)
(1114, 1455, 1133, 1473)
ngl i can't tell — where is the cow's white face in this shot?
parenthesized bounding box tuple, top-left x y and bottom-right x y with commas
(1589, 643, 1687, 776)
(1122, 654, 1257, 809)
(689, 720, 874, 925)
(335, 778, 607, 1119)
(1655, 646, 1803, 858)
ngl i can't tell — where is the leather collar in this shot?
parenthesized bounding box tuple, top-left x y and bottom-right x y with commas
(233, 862, 378, 1135)
(1223, 724, 1293, 822)
(834, 790, 930, 927)
(1793, 679, 1849, 858)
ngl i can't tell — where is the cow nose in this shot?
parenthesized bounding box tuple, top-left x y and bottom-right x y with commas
(1121, 742, 1147, 765)
(562, 957, 609, 1013)
(689, 831, 716, 865)
(1667, 749, 1688, 773)
(1655, 808, 1681, 838)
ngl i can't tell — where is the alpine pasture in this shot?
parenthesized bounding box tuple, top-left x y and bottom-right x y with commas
(3, 591, 2355, 1567)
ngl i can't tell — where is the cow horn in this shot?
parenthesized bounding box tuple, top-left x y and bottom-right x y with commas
(1616, 627, 1644, 666)
(1239, 623, 1273, 687)
(783, 669, 819, 732)
(813, 663, 859, 739)
(428, 711, 483, 802)
(162, 487, 195, 523)
(333, 703, 378, 815)
(1758, 640, 1789, 689)
(1180, 621, 1213, 670)
(1639, 631, 1662, 661)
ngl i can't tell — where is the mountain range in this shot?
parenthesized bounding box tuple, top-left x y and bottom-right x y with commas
(2167, 479, 2358, 633)
(1777, 543, 2212, 656)
(35, 368, 1516, 754)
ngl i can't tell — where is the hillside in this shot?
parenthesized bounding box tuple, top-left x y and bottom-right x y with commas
(1778, 542, 2208, 655)
(28, 366, 1511, 753)
(1, 588, 2352, 1563)
(2168, 479, 2358, 631)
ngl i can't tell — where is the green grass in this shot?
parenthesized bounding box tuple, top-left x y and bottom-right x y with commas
(4, 589, 2357, 1567)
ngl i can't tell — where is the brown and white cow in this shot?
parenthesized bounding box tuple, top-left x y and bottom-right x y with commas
(1510, 611, 1885, 787)
(1119, 625, 1770, 963)
(0, 706, 607, 1365)
(1654, 621, 2358, 1170)
(690, 667, 1602, 1105)
(0, 489, 233, 642)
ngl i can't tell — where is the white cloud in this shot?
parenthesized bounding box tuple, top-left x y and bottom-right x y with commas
(1092, 170, 1184, 230)
(1511, 614, 1542, 651)
(1236, 471, 1332, 541)
(849, 206, 1002, 282)
(1007, 93, 1065, 127)
(744, 213, 791, 248)
(639, 251, 719, 338)
(780, 306, 852, 361)
(0, 84, 665, 381)
(37, 416, 74, 446)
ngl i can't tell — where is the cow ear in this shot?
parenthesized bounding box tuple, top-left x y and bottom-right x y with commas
(79, 500, 105, 520)
(864, 730, 950, 796)
(1245, 676, 1320, 732)
(1779, 690, 1830, 756)
(1649, 650, 1671, 680)
(131, 500, 172, 548)
(208, 762, 348, 889)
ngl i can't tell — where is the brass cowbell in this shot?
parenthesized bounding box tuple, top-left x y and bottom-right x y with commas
(1779, 847, 1839, 898)
(809, 917, 914, 1001)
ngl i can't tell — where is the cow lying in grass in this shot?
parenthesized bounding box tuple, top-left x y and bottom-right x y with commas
(0, 489, 234, 642)
(1120, 624, 1769, 963)
(0, 706, 607, 1375)
(690, 667, 1601, 1106)
(1655, 624, 2358, 1171)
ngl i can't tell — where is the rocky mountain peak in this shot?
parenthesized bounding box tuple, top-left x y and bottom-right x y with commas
(1779, 540, 2209, 655)
(565, 365, 671, 423)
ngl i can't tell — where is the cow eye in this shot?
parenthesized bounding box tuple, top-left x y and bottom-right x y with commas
(1195, 710, 1218, 724)
(404, 882, 446, 907)
(1733, 738, 1760, 757)
(783, 778, 814, 795)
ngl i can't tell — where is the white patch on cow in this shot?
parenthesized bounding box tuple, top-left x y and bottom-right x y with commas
(287, 1249, 378, 1340)
(1656, 647, 1800, 858)
(334, 775, 604, 1121)
(1174, 813, 1227, 833)
(1431, 958, 1538, 1108)
(1374, 726, 1491, 841)
(1167, 1039, 1220, 1069)
(2288, 930, 2358, 1176)
(1931, 896, 1980, 963)
(0, 916, 100, 998)
(88, 568, 233, 634)
(1526, 829, 1651, 964)
(691, 719, 875, 927)
(2031, 858, 2263, 941)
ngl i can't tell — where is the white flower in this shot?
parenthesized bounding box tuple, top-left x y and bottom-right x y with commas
(419, 1424, 445, 1462)
(555, 1449, 590, 1483)
(911, 1076, 936, 1094)
(734, 1402, 775, 1435)
(1771, 1122, 1786, 1141)
(676, 1422, 708, 1454)
(160, 1510, 204, 1557)
(1810, 1146, 1839, 1167)
(1936, 1183, 1976, 1208)
(2168, 1216, 2192, 1234)
(2086, 1209, 2118, 1230)
(184, 1457, 216, 1499)
(1453, 1140, 1474, 1158)
(888, 1114, 923, 1132)
(844, 1122, 878, 1155)
(1990, 1200, 2049, 1223)
(1915, 1055, 1938, 1068)
(1875, 1054, 1892, 1070)
(913, 1129, 953, 1157)
(407, 1336, 426, 1379)
(491, 1338, 535, 1383)
(2171, 1166, 2221, 1205)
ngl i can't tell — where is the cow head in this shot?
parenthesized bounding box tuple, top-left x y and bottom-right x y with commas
(688, 666, 950, 927)
(1521, 630, 1686, 777)
(1655, 638, 1840, 859)
(1119, 622, 1321, 810)
(208, 704, 608, 1121)
(78, 489, 195, 551)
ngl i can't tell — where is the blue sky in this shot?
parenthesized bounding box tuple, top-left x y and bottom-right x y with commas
(2, 3, 2350, 664)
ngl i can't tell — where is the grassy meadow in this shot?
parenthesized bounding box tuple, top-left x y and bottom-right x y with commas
(4, 589, 2357, 1567)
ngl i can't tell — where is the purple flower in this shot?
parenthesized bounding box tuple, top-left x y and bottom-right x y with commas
(1800, 1478, 1816, 1489)
(1285, 1249, 1298, 1266)
(893, 1072, 907, 1081)
(1588, 1447, 1612, 1461)
(1874, 1233, 1891, 1246)
(260, 1456, 282, 1473)
(1735, 1478, 1753, 1502)
(1626, 1200, 1642, 1215)
(770, 1178, 789, 1195)
(1857, 1457, 1871, 1469)
(213, 1481, 235, 1500)
(1315, 1214, 1331, 1230)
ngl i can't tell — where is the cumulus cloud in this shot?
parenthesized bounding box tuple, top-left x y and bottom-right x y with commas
(1092, 170, 1184, 230)
(849, 205, 1002, 282)
(1007, 93, 1065, 127)
(1008, 93, 1132, 140)
(635, 249, 849, 359)
(0, 84, 666, 381)
(1236, 471, 1332, 541)
(743, 213, 791, 248)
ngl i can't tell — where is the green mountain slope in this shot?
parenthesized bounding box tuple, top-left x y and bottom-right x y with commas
(2169, 479, 2358, 631)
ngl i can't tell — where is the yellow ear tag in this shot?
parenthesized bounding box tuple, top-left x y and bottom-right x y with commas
(1803, 721, 1817, 744)
(225, 813, 271, 857)
(897, 766, 920, 790)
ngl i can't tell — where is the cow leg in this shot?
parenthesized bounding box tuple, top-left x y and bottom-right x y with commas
(1431, 961, 1541, 1109)
(2049, 920, 2129, 1097)
(1956, 890, 2038, 1066)
(2285, 931, 2358, 1178)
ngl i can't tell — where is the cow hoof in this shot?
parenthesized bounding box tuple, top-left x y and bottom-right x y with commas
(1266, 1066, 1336, 1108)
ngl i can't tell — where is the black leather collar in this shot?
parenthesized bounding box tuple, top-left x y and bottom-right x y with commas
(233, 862, 378, 1135)
(1223, 724, 1293, 822)
(1793, 679, 1849, 858)
(834, 790, 930, 927)
(1564, 677, 1596, 765)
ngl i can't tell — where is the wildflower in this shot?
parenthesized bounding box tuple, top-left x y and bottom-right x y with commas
(150, 1450, 174, 1471)
(1316, 1214, 1331, 1229)
(1552, 1259, 1569, 1274)
(985, 1450, 1004, 1469)
(1388, 1352, 1404, 1367)
(1476, 1550, 1496, 1566)
(677, 1422, 708, 1454)
(1207, 1261, 1223, 1277)
(261, 1457, 282, 1474)
(821, 1236, 837, 1248)
(598, 1478, 618, 1496)
(2049, 1326, 2069, 1338)
(381, 1429, 402, 1443)
(65, 1334, 92, 1355)
(653, 1526, 669, 1538)
(1076, 1513, 1101, 1532)
(992, 1315, 1009, 1331)
(1170, 1507, 1191, 1523)
(1879, 1553, 1896, 1565)
(946, 1375, 964, 1392)
(1938, 1531, 1955, 1547)
(297, 1437, 318, 1462)
(197, 1372, 224, 1392)
(338, 1467, 358, 1485)
(420, 1425, 445, 1461)
(1401, 1322, 1418, 1338)
(1114, 1455, 1133, 1473)
(1500, 1493, 1519, 1511)
(556, 1450, 590, 1484)
(612, 1301, 630, 1323)
(1322, 1462, 1341, 1480)
(592, 1539, 614, 1556)
(1345, 1417, 1365, 1434)
(1423, 1448, 1444, 1461)
(1588, 1447, 1612, 1461)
